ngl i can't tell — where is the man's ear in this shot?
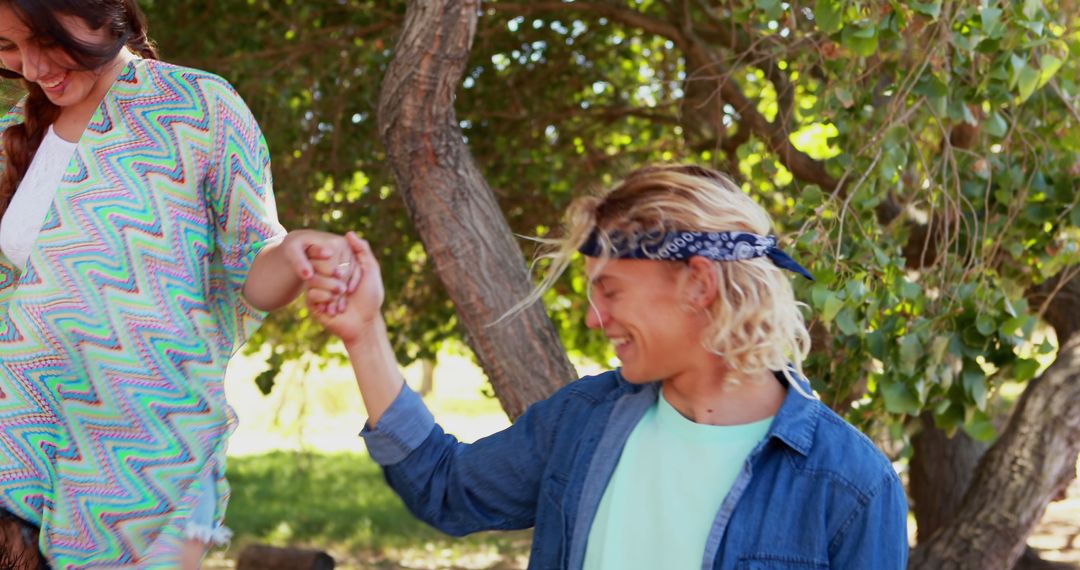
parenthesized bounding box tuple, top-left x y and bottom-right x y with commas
(685, 256, 718, 309)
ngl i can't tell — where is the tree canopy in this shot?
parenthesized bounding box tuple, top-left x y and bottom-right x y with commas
(146, 0, 1077, 436)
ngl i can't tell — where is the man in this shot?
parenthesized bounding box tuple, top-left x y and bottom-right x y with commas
(310, 164, 908, 568)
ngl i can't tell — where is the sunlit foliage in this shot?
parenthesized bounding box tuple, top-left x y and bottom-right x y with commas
(136, 1, 1077, 445)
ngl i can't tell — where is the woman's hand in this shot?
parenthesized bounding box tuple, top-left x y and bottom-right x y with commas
(306, 232, 386, 344)
(299, 232, 363, 315)
(243, 229, 359, 311)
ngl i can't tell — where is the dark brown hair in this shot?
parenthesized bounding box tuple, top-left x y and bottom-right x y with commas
(0, 0, 158, 216)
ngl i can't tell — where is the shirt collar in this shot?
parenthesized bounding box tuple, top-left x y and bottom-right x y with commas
(763, 370, 820, 456)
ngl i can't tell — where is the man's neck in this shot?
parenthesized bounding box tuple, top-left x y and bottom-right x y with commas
(661, 367, 785, 426)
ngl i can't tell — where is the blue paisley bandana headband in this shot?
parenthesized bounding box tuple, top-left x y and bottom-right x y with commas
(579, 229, 815, 281)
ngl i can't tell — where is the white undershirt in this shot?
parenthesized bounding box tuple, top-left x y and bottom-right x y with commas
(0, 125, 78, 268)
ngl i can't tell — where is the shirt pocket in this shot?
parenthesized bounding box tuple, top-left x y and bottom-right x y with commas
(532, 471, 570, 568)
(736, 555, 829, 569)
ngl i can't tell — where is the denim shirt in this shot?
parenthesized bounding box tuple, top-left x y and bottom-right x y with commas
(362, 371, 908, 569)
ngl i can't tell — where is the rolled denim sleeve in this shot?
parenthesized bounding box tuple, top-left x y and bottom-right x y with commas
(359, 385, 435, 465)
(370, 385, 565, 537)
(831, 468, 910, 568)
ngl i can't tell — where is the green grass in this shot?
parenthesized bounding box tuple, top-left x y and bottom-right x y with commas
(218, 451, 532, 569)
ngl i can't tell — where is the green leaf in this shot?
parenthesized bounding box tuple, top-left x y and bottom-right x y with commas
(836, 307, 860, 335)
(914, 74, 949, 98)
(1022, 0, 1043, 20)
(900, 280, 922, 300)
(962, 411, 997, 441)
(873, 246, 890, 266)
(822, 294, 843, 323)
(938, 363, 955, 391)
(1015, 61, 1041, 102)
(835, 86, 855, 108)
(962, 368, 988, 410)
(1022, 203, 1053, 225)
(756, 0, 785, 20)
(929, 335, 951, 366)
(812, 283, 832, 308)
(1013, 358, 1039, 382)
(848, 22, 877, 39)
(953, 30, 985, 53)
(841, 23, 879, 57)
(867, 330, 887, 359)
(885, 380, 920, 416)
(933, 401, 965, 433)
(911, 1, 941, 19)
(984, 111, 1008, 137)
(976, 313, 996, 335)
(980, 6, 1003, 38)
(1000, 296, 1021, 317)
(880, 145, 907, 177)
(999, 316, 1027, 337)
(926, 95, 947, 117)
(1016, 19, 1044, 35)
(1039, 53, 1064, 87)
(881, 381, 921, 415)
(814, 0, 844, 34)
(1009, 54, 1026, 89)
(899, 334, 922, 375)
(254, 368, 277, 395)
(845, 280, 867, 301)
(960, 102, 978, 125)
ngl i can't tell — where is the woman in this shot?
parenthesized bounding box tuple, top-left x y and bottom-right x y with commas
(312, 165, 908, 568)
(0, 1, 354, 567)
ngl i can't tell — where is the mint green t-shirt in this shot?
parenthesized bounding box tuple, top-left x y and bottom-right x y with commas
(583, 391, 773, 570)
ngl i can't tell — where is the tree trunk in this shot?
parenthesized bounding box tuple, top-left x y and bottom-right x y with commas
(909, 413, 988, 542)
(908, 335, 1080, 569)
(376, 0, 577, 419)
(909, 413, 1074, 570)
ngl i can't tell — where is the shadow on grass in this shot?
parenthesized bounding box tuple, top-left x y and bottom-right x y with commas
(223, 451, 532, 568)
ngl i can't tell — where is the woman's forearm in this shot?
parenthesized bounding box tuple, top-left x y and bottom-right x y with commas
(242, 238, 307, 311)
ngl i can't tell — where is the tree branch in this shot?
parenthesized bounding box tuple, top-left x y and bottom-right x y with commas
(683, 40, 839, 190)
(185, 21, 399, 70)
(1027, 268, 1080, 344)
(472, 104, 680, 126)
(379, 0, 577, 419)
(490, 2, 836, 191)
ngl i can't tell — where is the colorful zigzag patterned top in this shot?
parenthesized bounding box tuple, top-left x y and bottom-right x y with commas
(0, 59, 285, 567)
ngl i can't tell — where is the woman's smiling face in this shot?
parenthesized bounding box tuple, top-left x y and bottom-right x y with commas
(0, 4, 120, 108)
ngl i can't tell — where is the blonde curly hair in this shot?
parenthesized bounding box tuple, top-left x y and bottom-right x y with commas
(516, 164, 812, 391)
